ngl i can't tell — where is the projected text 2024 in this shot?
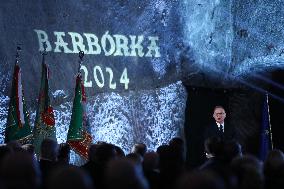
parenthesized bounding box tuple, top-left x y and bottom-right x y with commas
(81, 65, 129, 90)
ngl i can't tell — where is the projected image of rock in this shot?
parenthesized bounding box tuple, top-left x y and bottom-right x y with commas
(45, 81, 186, 155)
(0, 95, 9, 143)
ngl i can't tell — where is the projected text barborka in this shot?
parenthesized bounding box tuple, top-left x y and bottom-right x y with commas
(34, 29, 161, 58)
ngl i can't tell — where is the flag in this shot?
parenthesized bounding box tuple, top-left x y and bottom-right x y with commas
(259, 93, 273, 161)
(67, 74, 92, 159)
(33, 60, 56, 157)
(5, 64, 32, 144)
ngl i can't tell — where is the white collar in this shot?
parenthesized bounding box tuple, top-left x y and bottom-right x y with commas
(216, 122, 224, 126)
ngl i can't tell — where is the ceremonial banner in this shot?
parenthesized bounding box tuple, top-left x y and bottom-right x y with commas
(67, 73, 92, 159)
(5, 64, 32, 143)
(33, 56, 56, 157)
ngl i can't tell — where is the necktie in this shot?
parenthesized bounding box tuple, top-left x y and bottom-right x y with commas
(219, 124, 223, 133)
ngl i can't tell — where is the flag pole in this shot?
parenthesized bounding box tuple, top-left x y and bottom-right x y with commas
(266, 92, 274, 149)
(78, 51, 84, 74)
(41, 44, 47, 65)
(15, 45, 22, 65)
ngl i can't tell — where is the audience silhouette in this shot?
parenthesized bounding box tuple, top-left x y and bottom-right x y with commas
(0, 137, 282, 189)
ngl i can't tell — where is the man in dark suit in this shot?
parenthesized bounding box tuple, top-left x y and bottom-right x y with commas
(39, 138, 59, 189)
(204, 106, 234, 141)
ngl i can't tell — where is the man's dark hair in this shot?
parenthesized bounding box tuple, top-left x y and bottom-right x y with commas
(132, 143, 147, 157)
(58, 143, 71, 163)
(204, 136, 224, 157)
(40, 138, 58, 161)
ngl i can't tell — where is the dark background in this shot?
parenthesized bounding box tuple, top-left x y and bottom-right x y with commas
(184, 70, 284, 168)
